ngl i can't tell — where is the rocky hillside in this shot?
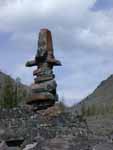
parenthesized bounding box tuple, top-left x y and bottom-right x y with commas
(0, 105, 113, 150)
(79, 74, 113, 109)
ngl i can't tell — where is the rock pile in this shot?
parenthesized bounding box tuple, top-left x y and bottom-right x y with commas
(26, 29, 61, 110)
(0, 106, 112, 149)
(0, 106, 91, 149)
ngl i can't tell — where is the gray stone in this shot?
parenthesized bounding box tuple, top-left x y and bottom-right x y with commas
(23, 143, 37, 150)
(0, 141, 8, 150)
(93, 143, 113, 150)
(34, 75, 54, 83)
(31, 80, 57, 93)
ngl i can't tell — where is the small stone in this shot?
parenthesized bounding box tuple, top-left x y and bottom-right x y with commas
(0, 141, 8, 150)
(23, 143, 37, 150)
(93, 143, 113, 150)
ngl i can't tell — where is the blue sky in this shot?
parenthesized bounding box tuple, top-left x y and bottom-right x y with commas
(0, 0, 113, 106)
(93, 0, 113, 10)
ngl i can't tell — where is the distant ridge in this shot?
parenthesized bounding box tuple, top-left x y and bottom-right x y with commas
(78, 75, 113, 108)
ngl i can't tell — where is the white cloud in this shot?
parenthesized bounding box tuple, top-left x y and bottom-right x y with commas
(0, 0, 96, 31)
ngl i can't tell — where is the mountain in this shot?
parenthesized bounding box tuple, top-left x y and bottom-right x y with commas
(73, 74, 113, 115)
(82, 75, 113, 107)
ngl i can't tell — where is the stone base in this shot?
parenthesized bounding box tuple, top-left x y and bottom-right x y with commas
(26, 92, 58, 110)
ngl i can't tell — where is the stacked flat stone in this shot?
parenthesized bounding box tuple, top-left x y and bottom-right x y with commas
(26, 29, 61, 109)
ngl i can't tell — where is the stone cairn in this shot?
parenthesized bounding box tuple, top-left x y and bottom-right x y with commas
(26, 29, 61, 110)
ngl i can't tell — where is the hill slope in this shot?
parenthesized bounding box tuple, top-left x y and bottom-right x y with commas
(82, 75, 113, 107)
(75, 75, 113, 110)
(0, 71, 30, 106)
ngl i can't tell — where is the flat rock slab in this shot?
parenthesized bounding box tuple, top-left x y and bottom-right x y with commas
(94, 143, 113, 150)
(27, 93, 54, 104)
(31, 80, 57, 93)
(23, 143, 37, 150)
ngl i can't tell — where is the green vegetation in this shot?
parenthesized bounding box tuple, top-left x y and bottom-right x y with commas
(0, 76, 28, 108)
(58, 101, 66, 112)
(80, 102, 113, 117)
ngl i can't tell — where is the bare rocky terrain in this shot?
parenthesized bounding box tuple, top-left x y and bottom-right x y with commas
(0, 105, 113, 150)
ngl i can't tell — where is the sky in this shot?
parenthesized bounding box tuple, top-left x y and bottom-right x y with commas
(0, 0, 113, 106)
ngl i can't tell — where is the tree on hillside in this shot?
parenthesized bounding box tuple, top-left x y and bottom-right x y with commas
(15, 77, 28, 105)
(81, 102, 86, 116)
(1, 75, 16, 108)
(0, 76, 28, 108)
(85, 106, 91, 116)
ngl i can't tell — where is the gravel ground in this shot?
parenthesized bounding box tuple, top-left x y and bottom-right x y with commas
(0, 107, 113, 150)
